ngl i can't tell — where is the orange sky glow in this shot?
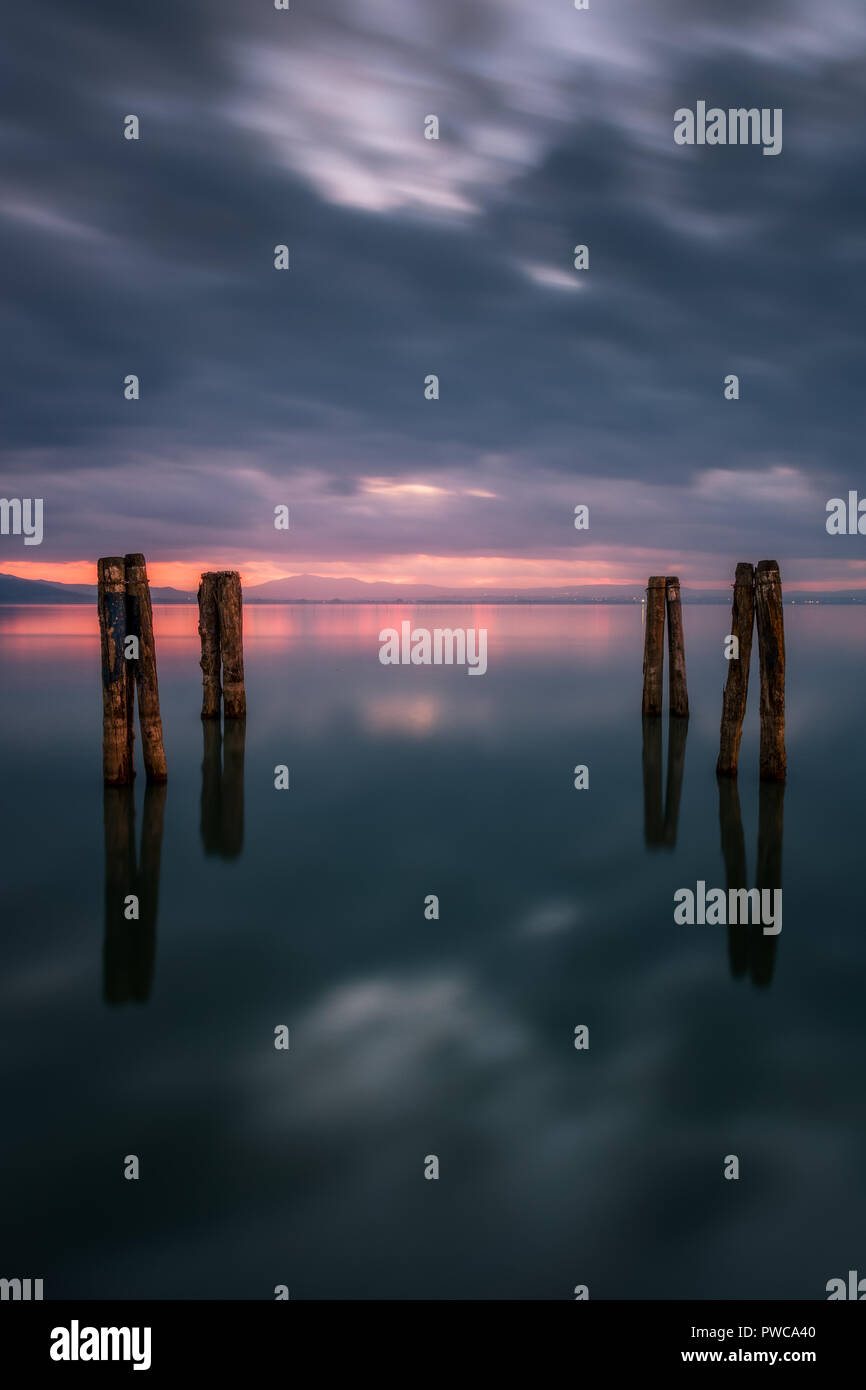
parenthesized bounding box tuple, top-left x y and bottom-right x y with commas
(0, 556, 655, 590)
(3, 554, 866, 592)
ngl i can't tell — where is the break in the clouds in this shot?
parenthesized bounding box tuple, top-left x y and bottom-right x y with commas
(2, 0, 866, 586)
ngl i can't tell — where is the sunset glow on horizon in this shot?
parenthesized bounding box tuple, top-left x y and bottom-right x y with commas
(5, 553, 866, 594)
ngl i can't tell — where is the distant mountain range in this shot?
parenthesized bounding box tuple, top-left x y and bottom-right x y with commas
(1, 571, 864, 605)
(0, 573, 193, 605)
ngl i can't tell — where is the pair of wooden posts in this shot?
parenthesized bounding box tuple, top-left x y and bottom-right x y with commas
(97, 554, 167, 785)
(99, 559, 246, 784)
(197, 571, 246, 720)
(640, 563, 786, 782)
(197, 572, 247, 858)
(717, 561, 785, 782)
(641, 576, 689, 719)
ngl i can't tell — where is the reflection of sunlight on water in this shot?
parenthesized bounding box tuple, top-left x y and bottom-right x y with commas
(3, 602, 866, 655)
(0, 604, 197, 640)
(0, 601, 626, 647)
(0, 604, 101, 638)
(362, 694, 441, 736)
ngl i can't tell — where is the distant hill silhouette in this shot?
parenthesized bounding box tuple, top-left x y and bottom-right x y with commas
(0, 573, 193, 605)
(2, 570, 864, 605)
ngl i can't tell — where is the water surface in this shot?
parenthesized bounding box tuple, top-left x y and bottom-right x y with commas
(0, 603, 863, 1299)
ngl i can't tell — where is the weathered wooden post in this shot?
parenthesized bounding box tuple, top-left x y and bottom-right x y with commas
(641, 577, 666, 716)
(716, 563, 755, 777)
(198, 573, 222, 719)
(125, 553, 167, 782)
(755, 560, 786, 783)
(665, 576, 689, 718)
(217, 571, 246, 719)
(98, 557, 134, 785)
(198, 570, 246, 719)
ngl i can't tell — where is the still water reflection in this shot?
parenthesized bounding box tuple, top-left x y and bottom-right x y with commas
(103, 784, 165, 1005)
(0, 603, 863, 1299)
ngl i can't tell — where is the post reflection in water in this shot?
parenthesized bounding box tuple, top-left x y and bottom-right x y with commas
(717, 776, 784, 988)
(642, 715, 688, 849)
(717, 776, 749, 980)
(103, 782, 165, 1005)
(754, 781, 784, 988)
(200, 718, 245, 860)
(642, 716, 663, 847)
(664, 716, 688, 847)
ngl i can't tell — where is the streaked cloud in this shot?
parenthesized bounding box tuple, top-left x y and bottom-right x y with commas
(1, 0, 865, 586)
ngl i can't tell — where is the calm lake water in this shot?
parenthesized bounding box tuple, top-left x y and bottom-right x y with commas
(0, 602, 863, 1299)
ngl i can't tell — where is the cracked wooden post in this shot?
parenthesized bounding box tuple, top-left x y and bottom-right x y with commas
(217, 572, 246, 719)
(198, 571, 246, 719)
(755, 560, 786, 783)
(641, 576, 666, 716)
(716, 563, 755, 777)
(125, 553, 167, 782)
(98, 557, 134, 785)
(198, 572, 222, 719)
(665, 576, 689, 718)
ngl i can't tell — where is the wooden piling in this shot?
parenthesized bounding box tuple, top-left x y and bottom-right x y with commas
(198, 573, 222, 719)
(124, 553, 167, 782)
(98, 557, 134, 785)
(217, 571, 246, 719)
(665, 576, 689, 718)
(641, 576, 666, 716)
(716, 563, 755, 777)
(755, 560, 786, 783)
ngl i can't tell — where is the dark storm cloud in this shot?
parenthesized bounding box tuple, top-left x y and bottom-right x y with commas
(1, 0, 865, 569)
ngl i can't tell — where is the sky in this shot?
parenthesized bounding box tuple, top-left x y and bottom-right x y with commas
(2, 0, 866, 592)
